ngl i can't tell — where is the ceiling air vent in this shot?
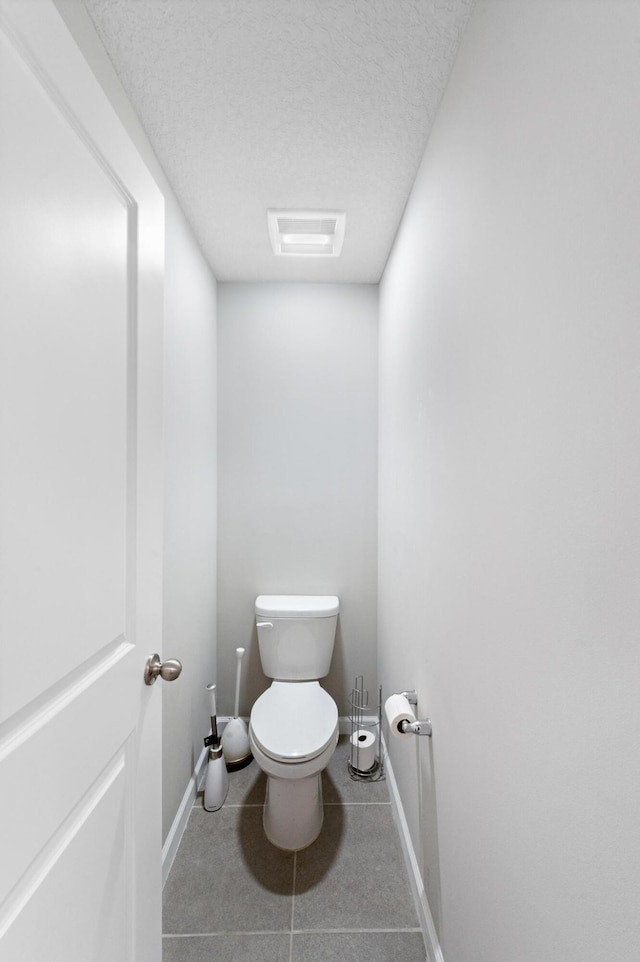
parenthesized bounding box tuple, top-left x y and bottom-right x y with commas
(267, 209, 346, 257)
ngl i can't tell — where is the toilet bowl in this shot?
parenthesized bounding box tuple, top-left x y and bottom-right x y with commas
(250, 681, 338, 849)
(249, 595, 339, 850)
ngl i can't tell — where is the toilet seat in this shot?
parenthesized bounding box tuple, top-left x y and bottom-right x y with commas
(250, 681, 338, 763)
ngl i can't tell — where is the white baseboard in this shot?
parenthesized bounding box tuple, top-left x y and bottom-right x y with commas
(383, 736, 445, 962)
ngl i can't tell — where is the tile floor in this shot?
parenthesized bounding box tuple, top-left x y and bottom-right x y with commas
(163, 736, 426, 962)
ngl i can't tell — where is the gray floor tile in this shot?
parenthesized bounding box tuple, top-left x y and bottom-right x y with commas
(163, 933, 291, 961)
(291, 931, 426, 962)
(322, 735, 389, 804)
(224, 755, 267, 805)
(163, 807, 294, 934)
(294, 806, 419, 930)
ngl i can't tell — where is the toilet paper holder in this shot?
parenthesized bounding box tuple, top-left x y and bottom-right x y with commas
(348, 676, 384, 781)
(398, 690, 432, 737)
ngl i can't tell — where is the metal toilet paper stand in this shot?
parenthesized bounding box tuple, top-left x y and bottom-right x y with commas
(348, 676, 384, 781)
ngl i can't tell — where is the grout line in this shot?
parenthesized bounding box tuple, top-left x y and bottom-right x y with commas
(290, 851, 297, 962)
(162, 927, 423, 938)
(215, 803, 264, 808)
(162, 929, 290, 939)
(191, 802, 265, 810)
(323, 800, 390, 806)
(293, 926, 422, 935)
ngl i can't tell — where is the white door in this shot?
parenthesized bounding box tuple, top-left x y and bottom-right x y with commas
(0, 2, 165, 960)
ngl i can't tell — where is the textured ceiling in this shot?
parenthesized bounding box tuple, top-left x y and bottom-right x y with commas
(82, 0, 473, 283)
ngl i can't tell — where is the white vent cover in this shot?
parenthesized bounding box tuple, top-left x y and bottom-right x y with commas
(267, 209, 346, 257)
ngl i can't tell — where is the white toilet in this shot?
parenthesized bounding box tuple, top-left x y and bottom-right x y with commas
(249, 594, 340, 851)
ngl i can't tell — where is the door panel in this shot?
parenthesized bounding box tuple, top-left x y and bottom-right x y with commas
(0, 647, 138, 910)
(0, 4, 130, 722)
(1, 747, 132, 962)
(0, 2, 164, 959)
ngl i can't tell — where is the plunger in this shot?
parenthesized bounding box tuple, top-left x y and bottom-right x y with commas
(221, 647, 252, 764)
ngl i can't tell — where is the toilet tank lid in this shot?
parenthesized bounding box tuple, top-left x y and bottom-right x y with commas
(255, 595, 339, 618)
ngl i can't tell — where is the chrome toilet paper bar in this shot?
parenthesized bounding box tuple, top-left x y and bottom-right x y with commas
(386, 690, 432, 737)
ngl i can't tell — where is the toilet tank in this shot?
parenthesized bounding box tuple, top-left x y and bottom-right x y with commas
(255, 595, 339, 680)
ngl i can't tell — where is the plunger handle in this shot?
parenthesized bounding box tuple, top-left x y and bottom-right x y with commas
(234, 648, 244, 719)
(206, 682, 217, 718)
(206, 683, 220, 744)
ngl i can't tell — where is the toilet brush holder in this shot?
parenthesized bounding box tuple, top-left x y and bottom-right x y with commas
(204, 743, 228, 812)
(203, 683, 228, 812)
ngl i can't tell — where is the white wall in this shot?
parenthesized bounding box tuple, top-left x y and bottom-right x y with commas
(217, 283, 378, 716)
(161, 202, 217, 841)
(379, 2, 640, 961)
(54, 1, 219, 844)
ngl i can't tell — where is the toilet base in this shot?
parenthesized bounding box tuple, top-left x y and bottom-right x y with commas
(263, 772, 324, 851)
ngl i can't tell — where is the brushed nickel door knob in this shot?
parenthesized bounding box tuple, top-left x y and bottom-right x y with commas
(144, 653, 183, 685)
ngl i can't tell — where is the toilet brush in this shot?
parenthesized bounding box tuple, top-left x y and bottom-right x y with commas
(221, 647, 252, 765)
(203, 683, 228, 812)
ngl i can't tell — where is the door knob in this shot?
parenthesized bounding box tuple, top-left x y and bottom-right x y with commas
(144, 653, 183, 685)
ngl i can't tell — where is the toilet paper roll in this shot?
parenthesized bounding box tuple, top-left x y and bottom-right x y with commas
(350, 729, 377, 772)
(385, 693, 416, 738)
